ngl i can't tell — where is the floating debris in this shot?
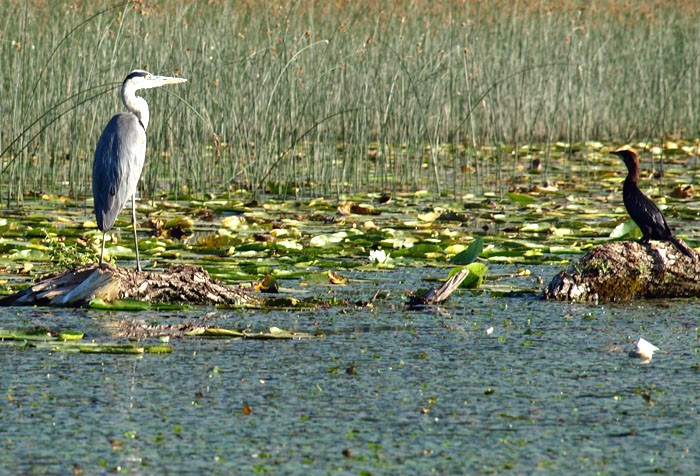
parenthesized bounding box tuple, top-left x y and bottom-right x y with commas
(406, 268, 471, 307)
(185, 326, 316, 340)
(628, 337, 659, 364)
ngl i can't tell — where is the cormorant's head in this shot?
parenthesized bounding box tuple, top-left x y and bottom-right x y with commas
(611, 148, 640, 177)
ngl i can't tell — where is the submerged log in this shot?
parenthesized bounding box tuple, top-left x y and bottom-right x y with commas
(0, 264, 261, 308)
(543, 240, 700, 303)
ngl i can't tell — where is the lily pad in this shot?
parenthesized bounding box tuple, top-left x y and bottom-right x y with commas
(58, 330, 85, 341)
(610, 219, 642, 239)
(0, 328, 54, 341)
(449, 262, 488, 289)
(89, 299, 188, 312)
(30, 341, 146, 354)
(507, 192, 538, 205)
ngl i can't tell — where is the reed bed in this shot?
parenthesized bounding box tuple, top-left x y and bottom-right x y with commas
(2, 0, 700, 202)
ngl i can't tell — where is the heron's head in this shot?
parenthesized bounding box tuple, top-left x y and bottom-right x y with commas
(123, 69, 188, 91)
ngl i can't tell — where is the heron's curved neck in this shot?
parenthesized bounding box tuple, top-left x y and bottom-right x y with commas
(121, 82, 150, 130)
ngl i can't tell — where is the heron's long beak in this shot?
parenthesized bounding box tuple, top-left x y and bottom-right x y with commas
(154, 75, 188, 85)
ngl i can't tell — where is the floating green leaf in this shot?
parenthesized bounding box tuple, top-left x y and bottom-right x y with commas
(29, 341, 145, 354)
(90, 299, 152, 311)
(144, 345, 173, 354)
(58, 330, 84, 341)
(309, 232, 347, 247)
(392, 243, 442, 259)
(449, 262, 488, 288)
(88, 299, 188, 312)
(0, 328, 53, 341)
(74, 343, 144, 354)
(449, 237, 483, 265)
(507, 192, 537, 205)
(610, 219, 641, 239)
(9, 249, 48, 261)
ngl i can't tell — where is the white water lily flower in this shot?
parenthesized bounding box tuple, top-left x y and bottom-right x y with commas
(628, 337, 659, 364)
(369, 249, 390, 264)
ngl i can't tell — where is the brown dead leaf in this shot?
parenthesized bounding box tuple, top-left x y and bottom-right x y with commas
(337, 202, 380, 216)
(672, 184, 694, 199)
(327, 270, 348, 285)
(337, 202, 353, 215)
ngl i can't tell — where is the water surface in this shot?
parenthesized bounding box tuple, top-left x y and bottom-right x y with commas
(1, 264, 699, 474)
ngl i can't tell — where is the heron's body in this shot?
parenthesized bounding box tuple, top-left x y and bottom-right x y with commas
(93, 112, 146, 233)
(93, 70, 186, 271)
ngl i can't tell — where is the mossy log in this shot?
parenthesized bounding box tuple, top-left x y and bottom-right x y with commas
(543, 240, 700, 303)
(0, 264, 261, 308)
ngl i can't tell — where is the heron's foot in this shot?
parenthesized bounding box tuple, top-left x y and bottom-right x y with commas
(98, 261, 116, 271)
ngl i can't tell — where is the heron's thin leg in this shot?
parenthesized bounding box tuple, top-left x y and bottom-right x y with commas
(100, 232, 106, 265)
(132, 196, 142, 272)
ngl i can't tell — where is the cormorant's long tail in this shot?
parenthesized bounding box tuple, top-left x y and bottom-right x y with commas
(669, 236, 696, 261)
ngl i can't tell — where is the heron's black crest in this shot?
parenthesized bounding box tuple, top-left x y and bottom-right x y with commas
(123, 70, 150, 83)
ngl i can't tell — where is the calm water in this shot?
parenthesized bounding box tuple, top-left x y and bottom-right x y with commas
(1, 265, 699, 474)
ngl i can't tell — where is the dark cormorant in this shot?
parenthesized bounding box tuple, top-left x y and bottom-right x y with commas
(612, 149, 695, 260)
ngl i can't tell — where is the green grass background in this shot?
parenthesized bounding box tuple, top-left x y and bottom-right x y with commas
(2, 0, 700, 201)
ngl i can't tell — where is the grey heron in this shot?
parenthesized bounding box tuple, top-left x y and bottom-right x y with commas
(93, 69, 187, 271)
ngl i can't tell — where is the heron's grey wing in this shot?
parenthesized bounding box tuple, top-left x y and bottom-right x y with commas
(93, 113, 147, 232)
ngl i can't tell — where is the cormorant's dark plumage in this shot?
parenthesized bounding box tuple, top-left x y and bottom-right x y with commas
(612, 149, 695, 260)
